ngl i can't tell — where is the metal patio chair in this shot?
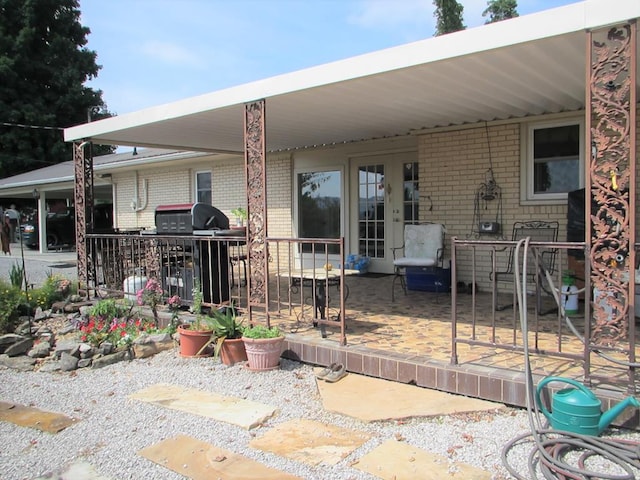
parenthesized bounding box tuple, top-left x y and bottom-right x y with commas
(490, 220, 559, 313)
(391, 223, 445, 302)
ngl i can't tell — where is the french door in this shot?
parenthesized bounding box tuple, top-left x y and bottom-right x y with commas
(351, 152, 418, 273)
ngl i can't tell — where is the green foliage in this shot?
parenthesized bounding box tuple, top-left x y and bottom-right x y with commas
(89, 298, 130, 320)
(0, 279, 23, 333)
(242, 323, 282, 339)
(9, 262, 23, 288)
(0, 0, 115, 178)
(211, 306, 244, 357)
(190, 279, 213, 331)
(230, 207, 247, 220)
(211, 306, 243, 339)
(433, 0, 466, 36)
(483, 0, 519, 24)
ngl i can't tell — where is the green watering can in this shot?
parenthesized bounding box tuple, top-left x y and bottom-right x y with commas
(536, 376, 640, 436)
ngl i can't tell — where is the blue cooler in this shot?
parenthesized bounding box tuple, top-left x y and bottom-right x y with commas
(406, 260, 451, 292)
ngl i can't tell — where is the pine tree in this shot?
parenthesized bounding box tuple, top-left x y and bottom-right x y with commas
(483, 0, 519, 24)
(0, 0, 113, 178)
(433, 0, 466, 36)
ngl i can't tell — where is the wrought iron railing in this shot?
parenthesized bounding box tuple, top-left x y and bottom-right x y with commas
(451, 237, 638, 393)
(84, 233, 348, 344)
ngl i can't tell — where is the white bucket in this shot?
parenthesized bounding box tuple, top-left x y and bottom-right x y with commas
(561, 284, 579, 315)
(124, 275, 147, 302)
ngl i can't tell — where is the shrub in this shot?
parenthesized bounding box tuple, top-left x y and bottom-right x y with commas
(0, 280, 24, 334)
(29, 274, 73, 310)
(9, 262, 23, 288)
(242, 323, 281, 339)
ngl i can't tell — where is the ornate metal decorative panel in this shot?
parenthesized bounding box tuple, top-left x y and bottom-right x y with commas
(588, 22, 637, 346)
(73, 141, 94, 299)
(244, 100, 269, 321)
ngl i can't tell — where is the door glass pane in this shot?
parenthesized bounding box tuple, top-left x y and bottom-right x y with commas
(298, 171, 341, 254)
(358, 164, 385, 258)
(403, 162, 419, 224)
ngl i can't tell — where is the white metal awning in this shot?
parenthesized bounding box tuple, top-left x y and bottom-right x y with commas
(64, 0, 640, 153)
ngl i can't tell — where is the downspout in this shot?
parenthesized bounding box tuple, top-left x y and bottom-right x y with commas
(130, 170, 148, 212)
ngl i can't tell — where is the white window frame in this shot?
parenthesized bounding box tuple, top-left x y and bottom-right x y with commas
(195, 170, 212, 204)
(520, 118, 584, 204)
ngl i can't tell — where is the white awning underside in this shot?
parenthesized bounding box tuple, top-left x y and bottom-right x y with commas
(64, 0, 640, 153)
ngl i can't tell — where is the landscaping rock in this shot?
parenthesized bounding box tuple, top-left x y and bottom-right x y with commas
(60, 352, 79, 371)
(77, 358, 93, 368)
(92, 350, 130, 369)
(0, 353, 36, 371)
(51, 301, 68, 313)
(28, 341, 52, 358)
(54, 339, 80, 358)
(0, 334, 25, 353)
(132, 333, 174, 359)
(38, 361, 61, 372)
(34, 307, 48, 321)
(15, 321, 32, 336)
(5, 337, 34, 357)
(57, 322, 77, 335)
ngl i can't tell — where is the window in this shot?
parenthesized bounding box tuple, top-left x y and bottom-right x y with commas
(522, 119, 583, 202)
(195, 171, 211, 204)
(297, 170, 341, 254)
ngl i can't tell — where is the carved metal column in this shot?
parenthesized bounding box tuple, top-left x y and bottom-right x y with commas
(587, 22, 636, 373)
(244, 100, 269, 323)
(73, 141, 94, 299)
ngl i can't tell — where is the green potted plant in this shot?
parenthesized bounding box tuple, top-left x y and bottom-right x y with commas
(241, 323, 284, 371)
(211, 304, 247, 366)
(177, 280, 214, 357)
(230, 207, 248, 227)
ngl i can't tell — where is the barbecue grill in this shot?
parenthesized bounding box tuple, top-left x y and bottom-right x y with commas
(152, 203, 237, 304)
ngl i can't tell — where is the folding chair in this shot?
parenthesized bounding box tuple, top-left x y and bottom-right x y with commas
(391, 223, 445, 302)
(490, 220, 558, 313)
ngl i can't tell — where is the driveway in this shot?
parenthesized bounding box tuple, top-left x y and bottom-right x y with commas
(0, 242, 77, 287)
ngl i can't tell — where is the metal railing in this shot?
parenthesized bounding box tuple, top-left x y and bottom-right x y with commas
(84, 233, 348, 343)
(451, 237, 638, 392)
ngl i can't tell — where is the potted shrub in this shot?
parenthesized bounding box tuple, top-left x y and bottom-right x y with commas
(241, 323, 284, 371)
(230, 207, 248, 227)
(177, 281, 214, 357)
(211, 304, 247, 366)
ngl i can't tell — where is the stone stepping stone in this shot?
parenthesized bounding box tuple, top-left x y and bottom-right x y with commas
(139, 434, 301, 480)
(353, 439, 491, 480)
(315, 370, 503, 422)
(249, 418, 371, 466)
(129, 383, 276, 430)
(0, 401, 77, 433)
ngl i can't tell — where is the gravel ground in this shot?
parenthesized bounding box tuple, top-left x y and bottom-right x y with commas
(1, 352, 639, 480)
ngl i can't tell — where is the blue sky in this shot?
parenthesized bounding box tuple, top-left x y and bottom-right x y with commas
(79, 0, 577, 117)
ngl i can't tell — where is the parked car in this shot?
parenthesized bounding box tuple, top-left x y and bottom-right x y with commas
(21, 204, 113, 249)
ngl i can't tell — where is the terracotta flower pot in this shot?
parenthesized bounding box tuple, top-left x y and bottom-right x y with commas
(219, 337, 248, 366)
(178, 324, 214, 358)
(242, 336, 284, 371)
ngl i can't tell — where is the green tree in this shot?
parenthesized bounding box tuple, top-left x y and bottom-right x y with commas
(483, 0, 519, 24)
(433, 0, 465, 36)
(0, 0, 114, 178)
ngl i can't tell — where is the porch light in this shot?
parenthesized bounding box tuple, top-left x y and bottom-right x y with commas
(32, 188, 40, 200)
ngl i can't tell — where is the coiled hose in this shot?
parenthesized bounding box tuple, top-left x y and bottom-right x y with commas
(501, 238, 640, 479)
